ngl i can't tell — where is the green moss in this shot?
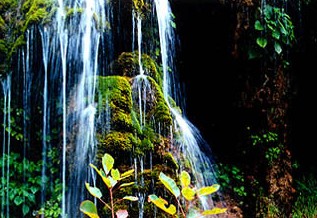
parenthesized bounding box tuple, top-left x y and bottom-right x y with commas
(97, 75, 132, 113)
(163, 152, 179, 170)
(145, 77, 172, 133)
(112, 51, 162, 86)
(97, 131, 140, 160)
(22, 0, 53, 31)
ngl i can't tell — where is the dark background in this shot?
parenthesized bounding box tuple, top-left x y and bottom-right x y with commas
(171, 0, 317, 168)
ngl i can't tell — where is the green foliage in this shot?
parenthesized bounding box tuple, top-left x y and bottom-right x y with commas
(80, 153, 138, 218)
(148, 171, 227, 217)
(292, 173, 317, 217)
(0, 152, 43, 216)
(251, 131, 282, 165)
(250, 4, 295, 61)
(217, 164, 247, 203)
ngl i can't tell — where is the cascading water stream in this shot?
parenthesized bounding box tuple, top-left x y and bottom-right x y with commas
(153, 0, 221, 210)
(39, 26, 50, 210)
(1, 74, 11, 218)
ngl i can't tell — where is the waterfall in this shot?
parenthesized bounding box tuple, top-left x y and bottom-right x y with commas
(0, 0, 222, 217)
(1, 74, 11, 218)
(153, 0, 220, 210)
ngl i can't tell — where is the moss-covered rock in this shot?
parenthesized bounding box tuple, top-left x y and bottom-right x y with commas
(112, 51, 162, 87)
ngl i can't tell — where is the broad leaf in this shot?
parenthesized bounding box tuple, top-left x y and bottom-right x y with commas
(80, 200, 100, 218)
(89, 164, 111, 188)
(254, 20, 264, 31)
(22, 204, 29, 216)
(14, 196, 23, 206)
(197, 184, 220, 196)
(85, 182, 102, 199)
(180, 171, 191, 187)
(108, 175, 118, 187)
(256, 37, 267, 48)
(102, 153, 114, 175)
(202, 207, 227, 215)
(111, 168, 120, 181)
(123, 196, 139, 201)
(181, 187, 196, 201)
(148, 194, 176, 215)
(159, 172, 180, 198)
(274, 42, 282, 54)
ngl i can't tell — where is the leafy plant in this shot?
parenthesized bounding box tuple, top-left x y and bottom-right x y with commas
(249, 4, 295, 61)
(80, 153, 138, 218)
(292, 173, 317, 217)
(148, 171, 227, 217)
(0, 152, 44, 216)
(217, 164, 247, 201)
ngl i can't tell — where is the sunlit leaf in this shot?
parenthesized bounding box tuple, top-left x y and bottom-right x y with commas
(102, 153, 114, 175)
(80, 200, 100, 218)
(111, 168, 120, 181)
(148, 194, 177, 215)
(159, 172, 180, 198)
(89, 163, 112, 188)
(182, 187, 196, 201)
(180, 171, 191, 187)
(197, 184, 220, 196)
(202, 207, 227, 215)
(256, 37, 267, 48)
(119, 182, 135, 188)
(108, 175, 118, 187)
(85, 182, 102, 199)
(123, 196, 138, 201)
(120, 169, 134, 179)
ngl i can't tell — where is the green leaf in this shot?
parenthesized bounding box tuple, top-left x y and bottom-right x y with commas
(180, 171, 191, 187)
(271, 30, 280, 40)
(85, 182, 102, 199)
(256, 37, 267, 48)
(119, 182, 135, 188)
(201, 207, 227, 215)
(22, 204, 29, 216)
(274, 42, 282, 54)
(254, 20, 264, 30)
(30, 186, 38, 194)
(123, 196, 139, 201)
(197, 184, 220, 196)
(111, 168, 120, 181)
(14, 196, 24, 206)
(80, 200, 100, 218)
(148, 194, 177, 215)
(120, 169, 134, 179)
(159, 172, 180, 198)
(181, 187, 196, 201)
(108, 176, 118, 187)
(89, 164, 111, 188)
(102, 153, 114, 175)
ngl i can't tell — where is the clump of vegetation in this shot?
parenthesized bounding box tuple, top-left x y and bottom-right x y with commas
(80, 153, 138, 218)
(148, 171, 227, 217)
